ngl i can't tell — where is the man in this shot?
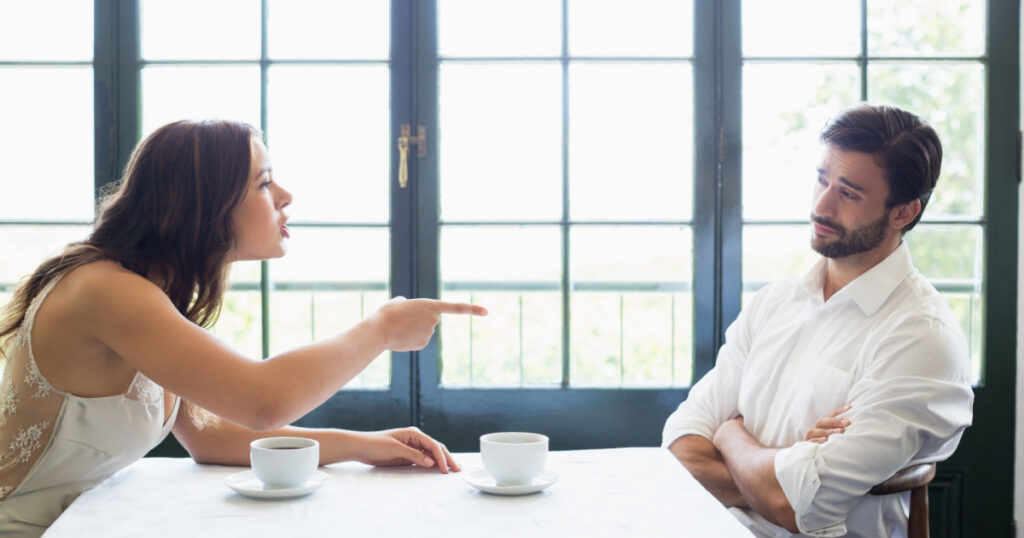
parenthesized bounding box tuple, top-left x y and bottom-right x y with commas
(663, 104, 973, 537)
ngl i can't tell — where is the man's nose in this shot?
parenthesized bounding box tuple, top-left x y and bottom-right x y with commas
(813, 184, 837, 217)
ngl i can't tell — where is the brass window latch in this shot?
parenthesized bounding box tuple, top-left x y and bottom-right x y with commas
(397, 124, 427, 188)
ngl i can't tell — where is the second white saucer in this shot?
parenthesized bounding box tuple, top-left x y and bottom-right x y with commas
(463, 468, 559, 496)
(226, 470, 329, 499)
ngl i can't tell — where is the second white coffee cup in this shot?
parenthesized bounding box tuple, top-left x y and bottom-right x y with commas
(480, 432, 548, 486)
(250, 436, 319, 489)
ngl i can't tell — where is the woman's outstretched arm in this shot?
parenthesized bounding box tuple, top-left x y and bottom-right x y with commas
(73, 261, 485, 430)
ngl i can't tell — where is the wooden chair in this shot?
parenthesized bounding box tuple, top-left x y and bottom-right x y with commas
(869, 463, 937, 538)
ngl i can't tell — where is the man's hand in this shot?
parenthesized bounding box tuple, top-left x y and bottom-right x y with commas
(804, 405, 852, 444)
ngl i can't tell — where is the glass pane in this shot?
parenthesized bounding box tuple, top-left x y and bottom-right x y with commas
(267, 65, 389, 224)
(270, 227, 389, 284)
(570, 63, 693, 221)
(267, 0, 389, 60)
(0, 67, 94, 221)
(868, 62, 984, 218)
(141, 0, 260, 60)
(568, 0, 693, 57)
(868, 0, 984, 56)
(742, 63, 859, 220)
(269, 290, 391, 389)
(141, 66, 262, 136)
(269, 228, 390, 388)
(440, 226, 561, 387)
(570, 226, 692, 387)
(440, 63, 562, 221)
(743, 0, 860, 57)
(741, 225, 817, 304)
(212, 290, 263, 360)
(212, 261, 262, 360)
(906, 224, 982, 382)
(438, 0, 560, 57)
(0, 225, 91, 284)
(0, 0, 92, 61)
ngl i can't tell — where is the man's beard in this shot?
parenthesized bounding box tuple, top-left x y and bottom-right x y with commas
(810, 211, 890, 259)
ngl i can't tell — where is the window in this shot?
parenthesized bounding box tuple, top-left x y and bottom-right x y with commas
(0, 0, 93, 307)
(741, 0, 986, 381)
(0, 2, 1015, 533)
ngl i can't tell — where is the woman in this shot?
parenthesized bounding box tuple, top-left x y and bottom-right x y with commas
(0, 120, 486, 534)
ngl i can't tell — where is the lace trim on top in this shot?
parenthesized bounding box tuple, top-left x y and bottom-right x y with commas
(0, 272, 164, 504)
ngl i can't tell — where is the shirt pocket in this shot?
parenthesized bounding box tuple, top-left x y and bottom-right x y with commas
(804, 364, 855, 423)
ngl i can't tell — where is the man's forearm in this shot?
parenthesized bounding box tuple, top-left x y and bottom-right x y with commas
(713, 420, 798, 533)
(668, 435, 749, 508)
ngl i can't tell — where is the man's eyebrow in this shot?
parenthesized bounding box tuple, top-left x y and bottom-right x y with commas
(837, 176, 867, 193)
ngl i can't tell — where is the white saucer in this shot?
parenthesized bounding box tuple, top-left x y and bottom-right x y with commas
(463, 468, 559, 496)
(226, 470, 329, 499)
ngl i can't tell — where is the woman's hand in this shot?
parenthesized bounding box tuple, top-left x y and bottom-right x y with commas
(804, 405, 851, 444)
(347, 427, 461, 473)
(372, 297, 487, 352)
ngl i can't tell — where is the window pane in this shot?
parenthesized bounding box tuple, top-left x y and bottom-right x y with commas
(568, 0, 693, 57)
(570, 62, 693, 221)
(141, 0, 260, 60)
(0, 225, 91, 284)
(906, 224, 982, 382)
(270, 227, 389, 284)
(212, 261, 262, 359)
(742, 63, 859, 220)
(269, 290, 391, 390)
(438, 0, 560, 57)
(868, 62, 984, 218)
(742, 0, 860, 57)
(0, 67, 94, 221)
(212, 290, 263, 360)
(267, 65, 389, 224)
(267, 0, 389, 60)
(269, 228, 390, 388)
(742, 225, 816, 305)
(868, 0, 984, 56)
(0, 0, 92, 61)
(570, 226, 692, 387)
(440, 63, 562, 221)
(440, 226, 561, 387)
(141, 66, 262, 136)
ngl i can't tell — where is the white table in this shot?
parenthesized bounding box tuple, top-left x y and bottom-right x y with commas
(45, 447, 753, 537)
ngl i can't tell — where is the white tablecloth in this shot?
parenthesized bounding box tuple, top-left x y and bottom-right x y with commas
(45, 447, 753, 537)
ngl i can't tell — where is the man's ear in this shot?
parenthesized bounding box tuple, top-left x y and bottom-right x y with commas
(890, 199, 922, 231)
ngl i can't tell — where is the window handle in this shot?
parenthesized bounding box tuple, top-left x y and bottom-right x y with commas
(397, 124, 427, 189)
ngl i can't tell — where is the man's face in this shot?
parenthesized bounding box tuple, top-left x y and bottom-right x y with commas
(810, 144, 895, 259)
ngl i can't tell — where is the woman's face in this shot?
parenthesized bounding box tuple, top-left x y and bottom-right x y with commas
(229, 137, 292, 261)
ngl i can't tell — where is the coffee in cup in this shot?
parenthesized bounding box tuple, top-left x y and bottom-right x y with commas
(480, 432, 548, 486)
(250, 436, 319, 488)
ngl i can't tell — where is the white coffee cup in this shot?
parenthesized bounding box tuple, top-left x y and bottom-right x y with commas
(250, 436, 319, 488)
(480, 432, 548, 486)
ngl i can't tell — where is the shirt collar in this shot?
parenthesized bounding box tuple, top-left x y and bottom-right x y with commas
(800, 242, 915, 315)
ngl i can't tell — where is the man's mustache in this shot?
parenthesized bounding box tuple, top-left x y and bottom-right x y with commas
(811, 215, 846, 237)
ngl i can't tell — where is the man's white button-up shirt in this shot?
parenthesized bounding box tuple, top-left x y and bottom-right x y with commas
(662, 242, 973, 538)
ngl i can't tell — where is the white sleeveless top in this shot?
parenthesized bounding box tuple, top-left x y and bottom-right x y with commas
(0, 275, 180, 535)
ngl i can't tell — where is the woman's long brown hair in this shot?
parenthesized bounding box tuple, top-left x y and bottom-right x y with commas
(0, 119, 261, 358)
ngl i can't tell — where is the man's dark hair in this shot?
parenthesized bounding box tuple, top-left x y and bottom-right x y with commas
(819, 104, 942, 233)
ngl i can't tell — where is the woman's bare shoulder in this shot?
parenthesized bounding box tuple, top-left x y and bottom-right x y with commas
(60, 260, 168, 311)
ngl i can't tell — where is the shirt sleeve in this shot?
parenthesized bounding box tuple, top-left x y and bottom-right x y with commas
(773, 313, 974, 536)
(661, 285, 769, 447)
